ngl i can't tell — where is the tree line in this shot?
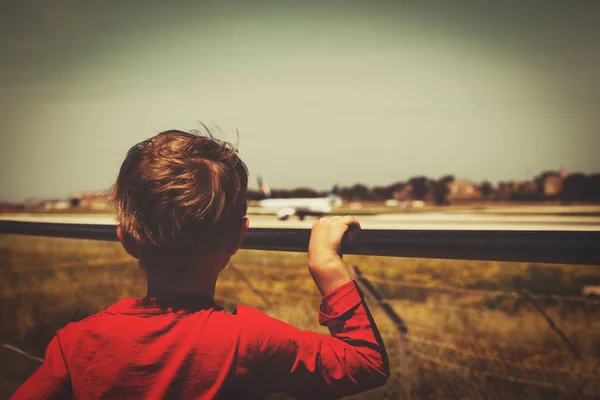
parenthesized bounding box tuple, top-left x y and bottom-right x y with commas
(247, 171, 600, 205)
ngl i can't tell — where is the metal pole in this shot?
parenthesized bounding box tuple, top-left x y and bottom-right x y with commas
(0, 220, 599, 265)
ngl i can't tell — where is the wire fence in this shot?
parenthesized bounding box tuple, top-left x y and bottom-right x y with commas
(5, 259, 599, 398)
(350, 265, 600, 398)
(3, 258, 600, 399)
(362, 275, 600, 304)
(224, 263, 600, 396)
(2, 220, 600, 398)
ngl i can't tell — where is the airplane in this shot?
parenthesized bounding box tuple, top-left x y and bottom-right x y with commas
(256, 176, 343, 221)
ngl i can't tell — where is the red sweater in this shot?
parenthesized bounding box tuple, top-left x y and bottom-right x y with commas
(12, 281, 389, 399)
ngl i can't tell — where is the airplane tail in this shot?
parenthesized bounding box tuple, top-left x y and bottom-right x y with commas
(329, 184, 342, 208)
(329, 185, 340, 198)
(257, 175, 272, 199)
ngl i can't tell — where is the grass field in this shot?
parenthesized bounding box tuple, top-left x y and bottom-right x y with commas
(1, 233, 600, 399)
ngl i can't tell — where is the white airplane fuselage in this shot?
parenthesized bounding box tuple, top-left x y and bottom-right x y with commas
(258, 196, 342, 220)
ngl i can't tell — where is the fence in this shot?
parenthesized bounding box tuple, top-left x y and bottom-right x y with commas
(2, 219, 600, 398)
(353, 265, 600, 398)
(1, 220, 599, 265)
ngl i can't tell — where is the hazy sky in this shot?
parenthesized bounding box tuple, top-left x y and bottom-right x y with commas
(1, 1, 599, 201)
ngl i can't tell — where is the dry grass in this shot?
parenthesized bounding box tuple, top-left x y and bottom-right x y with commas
(1, 234, 599, 399)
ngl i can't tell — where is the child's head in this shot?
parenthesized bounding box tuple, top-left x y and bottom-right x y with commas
(110, 128, 249, 270)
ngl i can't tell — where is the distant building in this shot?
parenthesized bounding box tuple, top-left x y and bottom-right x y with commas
(0, 202, 25, 213)
(384, 199, 399, 207)
(392, 184, 413, 202)
(536, 170, 567, 197)
(522, 181, 537, 193)
(506, 180, 539, 201)
(22, 199, 43, 210)
(349, 202, 363, 210)
(447, 180, 481, 201)
(42, 200, 70, 211)
(68, 193, 83, 207)
(542, 175, 563, 196)
(69, 191, 109, 210)
(392, 181, 435, 205)
(494, 182, 510, 201)
(410, 200, 426, 208)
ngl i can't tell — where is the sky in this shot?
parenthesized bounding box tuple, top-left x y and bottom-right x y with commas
(1, 1, 599, 201)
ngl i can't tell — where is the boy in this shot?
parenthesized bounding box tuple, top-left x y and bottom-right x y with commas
(12, 129, 389, 399)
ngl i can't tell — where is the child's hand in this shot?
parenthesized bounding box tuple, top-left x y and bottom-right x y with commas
(307, 216, 361, 296)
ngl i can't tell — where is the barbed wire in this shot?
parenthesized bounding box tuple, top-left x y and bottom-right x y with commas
(4, 266, 599, 400)
(387, 298, 495, 317)
(363, 280, 600, 337)
(5, 252, 600, 399)
(368, 299, 600, 344)
(227, 262, 273, 307)
(2, 343, 44, 363)
(410, 349, 587, 394)
(384, 297, 600, 335)
(353, 267, 597, 377)
(7, 271, 599, 337)
(411, 349, 469, 372)
(11, 260, 599, 304)
(231, 263, 308, 274)
(218, 268, 598, 378)
(6, 338, 594, 398)
(482, 371, 574, 393)
(364, 275, 600, 304)
(1, 278, 144, 297)
(404, 322, 544, 353)
(252, 288, 316, 301)
(354, 265, 600, 397)
(409, 335, 600, 379)
(483, 372, 599, 398)
(399, 320, 600, 364)
(217, 282, 318, 301)
(517, 289, 582, 358)
(3, 257, 134, 273)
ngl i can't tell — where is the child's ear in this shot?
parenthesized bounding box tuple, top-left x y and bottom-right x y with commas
(117, 225, 141, 259)
(230, 218, 249, 256)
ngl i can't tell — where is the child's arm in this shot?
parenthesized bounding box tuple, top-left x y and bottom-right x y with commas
(239, 280, 389, 399)
(239, 216, 390, 399)
(10, 336, 72, 399)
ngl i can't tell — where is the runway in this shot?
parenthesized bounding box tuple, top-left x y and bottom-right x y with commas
(1, 212, 599, 231)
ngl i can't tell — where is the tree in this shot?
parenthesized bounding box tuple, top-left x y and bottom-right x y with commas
(408, 177, 431, 201)
(290, 188, 319, 198)
(389, 182, 407, 193)
(372, 185, 394, 200)
(340, 184, 371, 201)
(432, 175, 455, 205)
(560, 173, 587, 203)
(247, 189, 263, 201)
(588, 174, 600, 202)
(480, 181, 493, 200)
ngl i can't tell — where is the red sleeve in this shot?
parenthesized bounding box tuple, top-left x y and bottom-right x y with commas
(239, 280, 389, 399)
(10, 336, 72, 400)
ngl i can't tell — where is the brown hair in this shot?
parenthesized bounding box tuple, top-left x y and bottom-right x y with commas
(110, 127, 248, 260)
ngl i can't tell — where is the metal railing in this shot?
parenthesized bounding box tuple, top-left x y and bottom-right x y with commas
(0, 219, 599, 265)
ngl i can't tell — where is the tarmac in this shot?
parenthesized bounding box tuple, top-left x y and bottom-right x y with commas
(2, 210, 599, 231)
